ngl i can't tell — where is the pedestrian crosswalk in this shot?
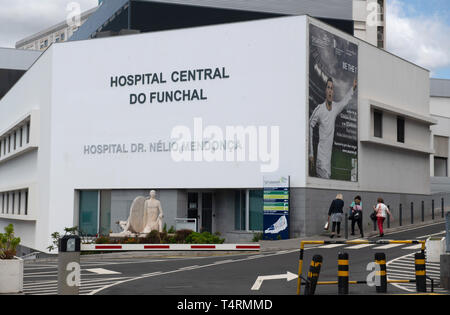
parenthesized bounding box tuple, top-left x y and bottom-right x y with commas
(387, 253, 449, 294)
(23, 276, 134, 295)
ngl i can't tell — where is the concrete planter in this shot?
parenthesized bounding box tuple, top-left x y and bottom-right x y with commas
(0, 257, 24, 294)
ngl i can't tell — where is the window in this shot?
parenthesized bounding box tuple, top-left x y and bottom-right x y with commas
(234, 190, 246, 230)
(434, 157, 448, 177)
(374, 110, 383, 138)
(249, 190, 263, 231)
(397, 116, 405, 143)
(79, 190, 99, 236)
(234, 189, 264, 231)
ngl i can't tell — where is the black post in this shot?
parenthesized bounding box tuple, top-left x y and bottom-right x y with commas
(411, 202, 414, 225)
(338, 252, 349, 295)
(442, 198, 445, 218)
(344, 213, 348, 239)
(415, 252, 427, 293)
(399, 204, 403, 226)
(432, 199, 435, 220)
(305, 255, 323, 296)
(421, 201, 424, 222)
(375, 252, 387, 293)
(387, 205, 391, 228)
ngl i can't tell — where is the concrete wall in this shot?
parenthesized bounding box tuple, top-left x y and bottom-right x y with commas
(291, 187, 449, 238)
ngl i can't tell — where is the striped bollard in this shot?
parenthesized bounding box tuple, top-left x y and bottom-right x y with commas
(415, 252, 427, 292)
(375, 253, 387, 293)
(338, 252, 349, 295)
(305, 255, 323, 295)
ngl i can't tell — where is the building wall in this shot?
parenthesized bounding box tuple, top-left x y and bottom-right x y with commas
(0, 15, 436, 251)
(0, 49, 53, 252)
(430, 95, 450, 192)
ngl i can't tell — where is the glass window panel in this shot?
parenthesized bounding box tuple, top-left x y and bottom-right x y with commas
(79, 190, 99, 236)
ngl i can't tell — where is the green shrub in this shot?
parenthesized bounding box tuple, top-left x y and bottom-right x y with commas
(95, 235, 111, 244)
(0, 224, 21, 259)
(252, 232, 263, 242)
(147, 230, 161, 244)
(175, 229, 194, 243)
(185, 231, 225, 244)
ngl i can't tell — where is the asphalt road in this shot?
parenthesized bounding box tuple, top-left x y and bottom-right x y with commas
(23, 222, 448, 296)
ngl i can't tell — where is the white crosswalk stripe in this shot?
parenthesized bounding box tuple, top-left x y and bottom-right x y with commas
(345, 244, 374, 249)
(372, 243, 404, 250)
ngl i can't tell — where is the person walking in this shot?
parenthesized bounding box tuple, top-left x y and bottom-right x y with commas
(373, 197, 393, 237)
(328, 194, 344, 238)
(349, 195, 364, 238)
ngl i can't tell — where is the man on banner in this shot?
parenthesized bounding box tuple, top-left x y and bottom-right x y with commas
(309, 77, 357, 179)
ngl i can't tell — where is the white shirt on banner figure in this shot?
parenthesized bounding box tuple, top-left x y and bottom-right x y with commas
(309, 77, 357, 179)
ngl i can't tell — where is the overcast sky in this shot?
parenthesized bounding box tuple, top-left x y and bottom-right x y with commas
(0, 0, 449, 79)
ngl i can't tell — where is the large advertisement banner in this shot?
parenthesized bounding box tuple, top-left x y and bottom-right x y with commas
(308, 24, 358, 182)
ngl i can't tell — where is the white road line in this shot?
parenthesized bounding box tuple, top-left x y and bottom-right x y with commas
(345, 244, 374, 249)
(319, 244, 346, 249)
(85, 268, 121, 275)
(373, 243, 403, 250)
(402, 244, 422, 250)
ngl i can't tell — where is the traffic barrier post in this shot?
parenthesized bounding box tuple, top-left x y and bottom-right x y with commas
(338, 252, 349, 295)
(375, 253, 387, 293)
(415, 252, 427, 292)
(305, 255, 323, 295)
(296, 239, 426, 295)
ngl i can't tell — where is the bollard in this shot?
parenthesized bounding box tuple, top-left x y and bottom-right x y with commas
(344, 213, 348, 239)
(421, 201, 424, 222)
(415, 252, 427, 293)
(411, 202, 414, 225)
(442, 198, 445, 218)
(375, 253, 387, 293)
(337, 252, 349, 295)
(58, 235, 81, 295)
(432, 200, 435, 220)
(387, 205, 391, 229)
(305, 255, 323, 295)
(399, 204, 403, 226)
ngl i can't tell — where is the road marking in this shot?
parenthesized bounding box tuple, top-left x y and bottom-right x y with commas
(345, 244, 374, 249)
(86, 268, 121, 275)
(251, 271, 297, 290)
(373, 243, 403, 250)
(319, 244, 346, 249)
(402, 244, 422, 250)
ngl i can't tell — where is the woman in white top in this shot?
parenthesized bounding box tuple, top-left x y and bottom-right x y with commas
(373, 197, 393, 237)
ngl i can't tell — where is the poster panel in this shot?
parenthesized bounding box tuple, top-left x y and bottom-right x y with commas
(308, 24, 358, 182)
(263, 176, 289, 240)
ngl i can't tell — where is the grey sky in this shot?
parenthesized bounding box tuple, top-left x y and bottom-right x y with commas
(0, 0, 98, 48)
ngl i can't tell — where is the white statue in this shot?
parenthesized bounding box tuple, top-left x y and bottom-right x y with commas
(111, 190, 164, 237)
(142, 190, 164, 233)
